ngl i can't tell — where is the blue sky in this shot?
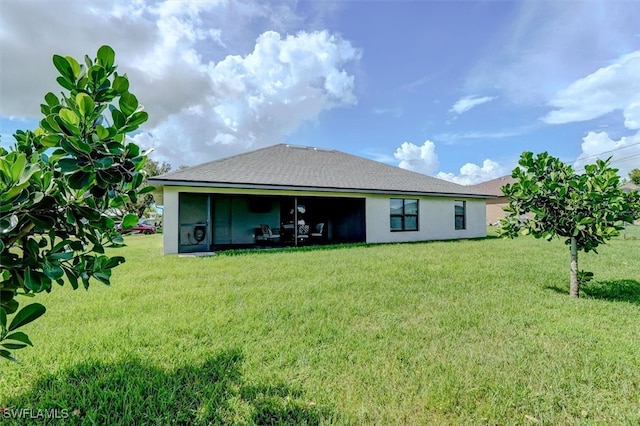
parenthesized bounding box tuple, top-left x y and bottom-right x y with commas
(1, 0, 639, 184)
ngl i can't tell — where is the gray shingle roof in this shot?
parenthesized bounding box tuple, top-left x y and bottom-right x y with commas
(472, 175, 640, 196)
(149, 143, 492, 197)
(622, 182, 640, 193)
(469, 175, 516, 197)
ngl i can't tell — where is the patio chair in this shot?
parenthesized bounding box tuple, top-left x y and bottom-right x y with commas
(310, 222, 324, 239)
(255, 224, 280, 244)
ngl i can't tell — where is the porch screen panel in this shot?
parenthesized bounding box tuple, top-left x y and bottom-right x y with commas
(179, 193, 210, 252)
(213, 197, 232, 245)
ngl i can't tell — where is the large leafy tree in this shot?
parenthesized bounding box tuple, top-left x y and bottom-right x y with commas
(0, 46, 150, 361)
(499, 152, 639, 298)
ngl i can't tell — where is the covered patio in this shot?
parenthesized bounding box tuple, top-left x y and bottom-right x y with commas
(178, 193, 365, 253)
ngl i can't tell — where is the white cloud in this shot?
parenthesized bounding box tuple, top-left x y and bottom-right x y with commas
(394, 139, 508, 185)
(457, 1, 639, 182)
(624, 101, 640, 130)
(574, 131, 640, 178)
(436, 159, 508, 185)
(372, 107, 403, 118)
(449, 95, 496, 114)
(542, 51, 640, 126)
(0, 1, 360, 166)
(435, 124, 536, 145)
(394, 140, 439, 175)
(539, 50, 640, 177)
(467, 1, 639, 105)
(0, 0, 235, 121)
(213, 31, 355, 139)
(138, 29, 360, 165)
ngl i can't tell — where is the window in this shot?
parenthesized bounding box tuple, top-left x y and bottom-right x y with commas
(390, 198, 418, 231)
(454, 200, 466, 230)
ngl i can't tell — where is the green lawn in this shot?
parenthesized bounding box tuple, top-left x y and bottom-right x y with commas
(1, 227, 639, 425)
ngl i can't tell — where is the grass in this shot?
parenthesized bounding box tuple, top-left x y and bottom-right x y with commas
(1, 226, 639, 424)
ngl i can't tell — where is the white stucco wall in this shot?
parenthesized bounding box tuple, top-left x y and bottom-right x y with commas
(365, 195, 486, 244)
(161, 186, 487, 254)
(162, 187, 180, 255)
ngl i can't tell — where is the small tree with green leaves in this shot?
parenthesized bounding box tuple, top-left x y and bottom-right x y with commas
(499, 152, 638, 298)
(0, 46, 151, 361)
(629, 168, 640, 185)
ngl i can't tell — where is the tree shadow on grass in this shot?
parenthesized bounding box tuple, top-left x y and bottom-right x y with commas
(2, 349, 332, 425)
(545, 279, 640, 305)
(582, 279, 640, 304)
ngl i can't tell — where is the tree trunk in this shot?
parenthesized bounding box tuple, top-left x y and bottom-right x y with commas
(569, 237, 579, 298)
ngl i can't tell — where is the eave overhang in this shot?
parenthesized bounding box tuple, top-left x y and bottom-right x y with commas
(148, 178, 495, 199)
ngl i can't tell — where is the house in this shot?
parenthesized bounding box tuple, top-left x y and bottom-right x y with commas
(622, 181, 640, 193)
(472, 176, 640, 226)
(149, 144, 493, 254)
(470, 175, 516, 225)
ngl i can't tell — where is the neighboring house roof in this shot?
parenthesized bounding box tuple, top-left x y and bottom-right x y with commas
(469, 175, 516, 197)
(150, 143, 492, 198)
(471, 176, 639, 196)
(622, 182, 640, 193)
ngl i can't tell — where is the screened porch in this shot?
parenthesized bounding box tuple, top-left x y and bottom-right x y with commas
(177, 193, 365, 253)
